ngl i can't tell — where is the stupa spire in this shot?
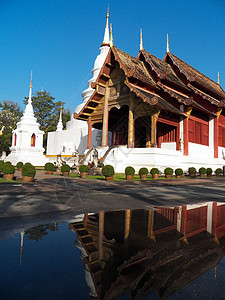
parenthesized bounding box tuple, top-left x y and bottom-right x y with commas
(166, 33, 170, 53)
(140, 28, 143, 51)
(218, 72, 220, 85)
(110, 23, 113, 47)
(28, 70, 33, 105)
(56, 103, 63, 132)
(101, 5, 110, 46)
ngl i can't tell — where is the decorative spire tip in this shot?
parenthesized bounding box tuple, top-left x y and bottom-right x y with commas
(140, 28, 143, 51)
(30, 70, 33, 89)
(218, 71, 220, 85)
(166, 34, 170, 53)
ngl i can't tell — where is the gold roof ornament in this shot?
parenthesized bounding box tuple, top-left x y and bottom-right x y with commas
(106, 4, 109, 29)
(140, 28, 143, 51)
(166, 33, 170, 53)
(110, 23, 113, 47)
(218, 72, 220, 85)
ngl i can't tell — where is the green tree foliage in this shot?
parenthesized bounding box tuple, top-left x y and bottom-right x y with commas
(23, 90, 71, 149)
(0, 100, 23, 154)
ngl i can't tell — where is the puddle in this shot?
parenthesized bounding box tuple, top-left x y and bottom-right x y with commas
(1, 202, 225, 299)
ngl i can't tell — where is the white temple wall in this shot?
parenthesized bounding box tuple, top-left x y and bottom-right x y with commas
(161, 142, 177, 151)
(46, 127, 100, 155)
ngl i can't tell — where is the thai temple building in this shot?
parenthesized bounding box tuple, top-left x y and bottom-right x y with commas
(74, 29, 225, 172)
(46, 9, 111, 157)
(6, 73, 48, 166)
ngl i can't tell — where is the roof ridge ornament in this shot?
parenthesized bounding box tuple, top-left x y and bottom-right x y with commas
(166, 33, 170, 53)
(110, 23, 113, 47)
(218, 71, 220, 85)
(140, 28, 143, 51)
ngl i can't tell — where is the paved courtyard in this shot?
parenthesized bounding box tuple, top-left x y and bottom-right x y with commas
(1, 171, 225, 219)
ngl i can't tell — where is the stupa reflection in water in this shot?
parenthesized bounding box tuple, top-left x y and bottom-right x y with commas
(69, 202, 225, 299)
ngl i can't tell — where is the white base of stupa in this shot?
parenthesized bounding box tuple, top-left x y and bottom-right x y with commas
(6, 147, 48, 166)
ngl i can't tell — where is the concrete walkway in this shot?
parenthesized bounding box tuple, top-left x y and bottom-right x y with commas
(1, 171, 225, 218)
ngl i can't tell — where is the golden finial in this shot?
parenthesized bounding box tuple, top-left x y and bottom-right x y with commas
(218, 72, 220, 85)
(167, 33, 169, 52)
(110, 23, 113, 47)
(106, 4, 109, 28)
(30, 70, 33, 88)
(140, 28, 143, 51)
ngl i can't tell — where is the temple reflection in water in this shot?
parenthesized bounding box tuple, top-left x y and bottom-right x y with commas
(69, 202, 225, 299)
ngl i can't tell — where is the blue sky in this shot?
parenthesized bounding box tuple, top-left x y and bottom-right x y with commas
(0, 0, 225, 112)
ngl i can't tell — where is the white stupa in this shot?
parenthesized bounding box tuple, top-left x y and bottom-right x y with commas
(6, 72, 48, 166)
(46, 8, 111, 156)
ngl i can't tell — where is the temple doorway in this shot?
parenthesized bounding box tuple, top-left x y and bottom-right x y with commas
(135, 116, 151, 148)
(108, 106, 129, 146)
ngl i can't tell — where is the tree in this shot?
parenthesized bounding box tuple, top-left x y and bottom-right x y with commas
(23, 90, 71, 149)
(0, 100, 23, 154)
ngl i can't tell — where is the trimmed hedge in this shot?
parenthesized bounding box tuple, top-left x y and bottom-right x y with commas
(188, 167, 197, 176)
(150, 168, 159, 175)
(164, 167, 173, 175)
(175, 168, 183, 176)
(139, 167, 148, 175)
(125, 166, 135, 175)
(79, 165, 89, 173)
(2, 162, 15, 175)
(215, 168, 223, 176)
(45, 162, 55, 172)
(102, 165, 114, 177)
(199, 167, 207, 175)
(0, 160, 4, 172)
(61, 164, 71, 173)
(22, 163, 36, 177)
(206, 168, 213, 176)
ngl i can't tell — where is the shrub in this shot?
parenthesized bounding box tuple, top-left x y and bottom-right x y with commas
(125, 166, 135, 176)
(0, 160, 4, 172)
(139, 167, 148, 175)
(206, 168, 213, 176)
(45, 162, 55, 172)
(199, 167, 207, 175)
(79, 164, 89, 173)
(175, 168, 183, 176)
(22, 163, 36, 177)
(2, 162, 15, 174)
(150, 168, 159, 175)
(188, 167, 197, 176)
(16, 161, 23, 170)
(164, 167, 173, 175)
(215, 168, 223, 176)
(102, 165, 115, 177)
(61, 164, 71, 173)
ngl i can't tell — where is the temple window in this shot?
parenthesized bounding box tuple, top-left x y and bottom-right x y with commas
(14, 133, 17, 146)
(188, 109, 209, 146)
(31, 133, 36, 147)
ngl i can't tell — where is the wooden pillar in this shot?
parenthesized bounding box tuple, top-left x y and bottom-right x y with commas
(176, 123, 180, 151)
(124, 210, 131, 239)
(151, 111, 160, 147)
(128, 93, 134, 148)
(87, 117, 92, 149)
(183, 107, 192, 156)
(214, 116, 219, 158)
(146, 117, 151, 148)
(102, 87, 110, 147)
(98, 211, 105, 260)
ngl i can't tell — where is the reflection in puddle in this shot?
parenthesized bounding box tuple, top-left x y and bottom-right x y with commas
(1, 202, 225, 299)
(69, 203, 225, 299)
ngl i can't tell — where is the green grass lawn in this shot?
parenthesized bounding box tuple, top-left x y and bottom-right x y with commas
(0, 177, 16, 183)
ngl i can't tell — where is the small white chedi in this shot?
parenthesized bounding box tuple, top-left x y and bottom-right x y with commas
(46, 8, 111, 156)
(6, 73, 48, 166)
